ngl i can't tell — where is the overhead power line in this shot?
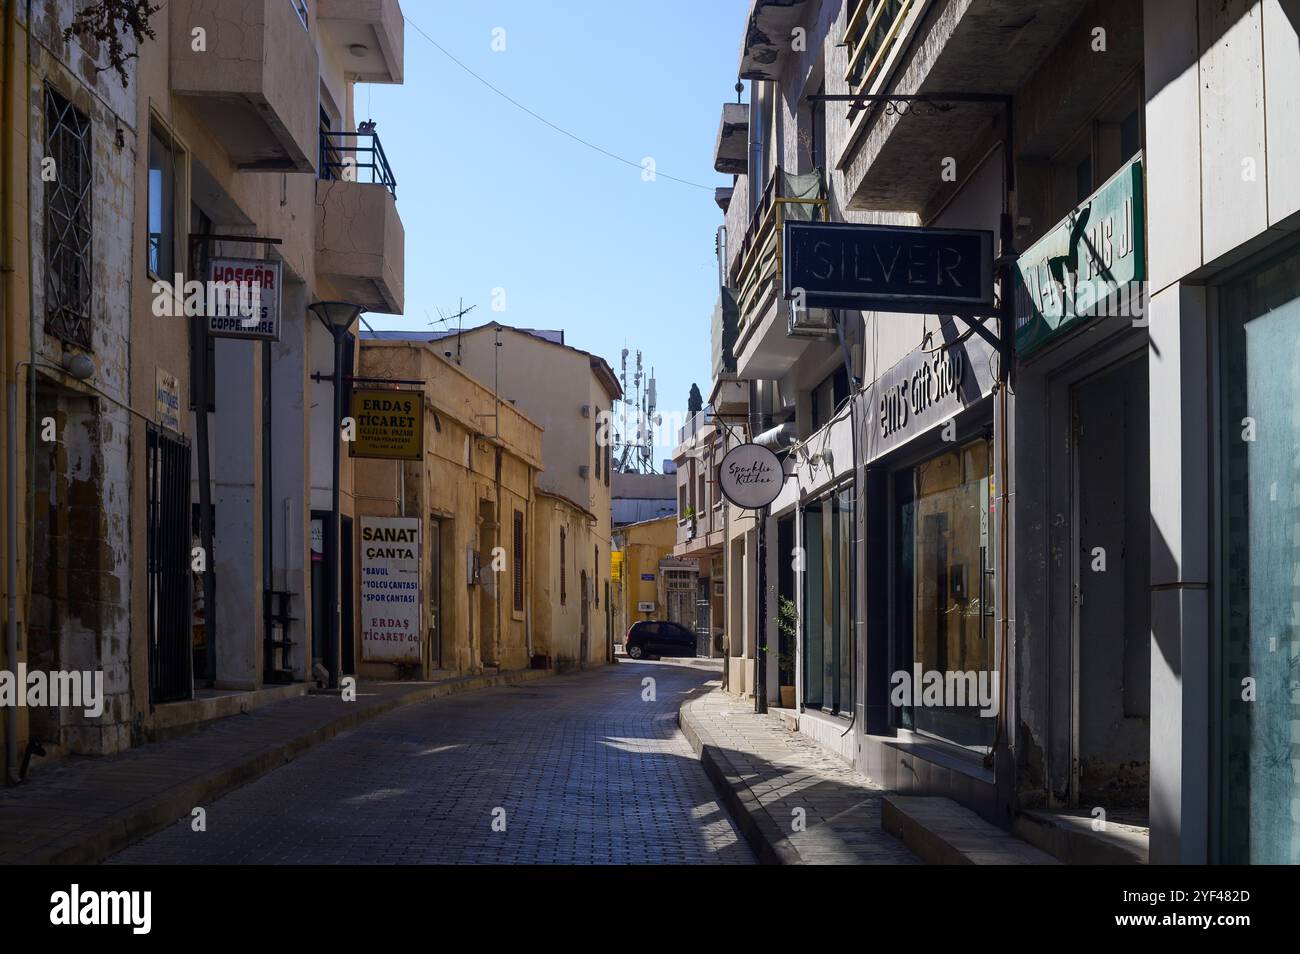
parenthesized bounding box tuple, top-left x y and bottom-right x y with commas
(403, 15, 714, 192)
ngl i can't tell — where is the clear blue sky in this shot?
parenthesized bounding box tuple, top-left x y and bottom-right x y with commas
(363, 1, 746, 454)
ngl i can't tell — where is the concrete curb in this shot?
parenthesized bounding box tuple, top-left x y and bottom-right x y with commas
(677, 691, 800, 866)
(19, 667, 553, 865)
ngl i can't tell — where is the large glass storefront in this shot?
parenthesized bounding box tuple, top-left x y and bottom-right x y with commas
(893, 436, 996, 750)
(802, 486, 853, 714)
(1217, 242, 1300, 864)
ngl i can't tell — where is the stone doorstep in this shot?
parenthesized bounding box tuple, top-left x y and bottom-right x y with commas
(883, 795, 1060, 865)
(148, 683, 308, 741)
(1013, 809, 1149, 865)
(5, 667, 554, 865)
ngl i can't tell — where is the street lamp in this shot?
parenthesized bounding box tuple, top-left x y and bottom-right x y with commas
(308, 301, 364, 689)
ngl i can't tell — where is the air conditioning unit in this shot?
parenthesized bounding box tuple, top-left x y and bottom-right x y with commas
(787, 302, 837, 339)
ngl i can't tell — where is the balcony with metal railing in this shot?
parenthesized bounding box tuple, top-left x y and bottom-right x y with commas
(315, 129, 404, 313)
(319, 131, 398, 198)
(728, 166, 832, 380)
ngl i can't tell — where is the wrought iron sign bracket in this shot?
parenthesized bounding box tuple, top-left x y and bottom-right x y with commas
(804, 92, 1016, 193)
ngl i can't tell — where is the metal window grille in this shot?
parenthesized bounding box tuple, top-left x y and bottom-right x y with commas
(44, 86, 93, 349)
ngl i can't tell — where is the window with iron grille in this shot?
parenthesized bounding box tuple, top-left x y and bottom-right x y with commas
(44, 86, 93, 349)
(560, 528, 567, 605)
(513, 510, 524, 613)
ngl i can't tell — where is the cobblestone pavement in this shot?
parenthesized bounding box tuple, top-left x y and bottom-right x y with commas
(109, 663, 755, 864)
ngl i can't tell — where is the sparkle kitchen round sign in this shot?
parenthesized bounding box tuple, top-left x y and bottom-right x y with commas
(719, 443, 784, 509)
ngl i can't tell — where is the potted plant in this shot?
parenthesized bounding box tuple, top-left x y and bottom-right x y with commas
(777, 596, 797, 708)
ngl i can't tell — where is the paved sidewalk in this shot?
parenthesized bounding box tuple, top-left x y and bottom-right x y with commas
(0, 667, 554, 864)
(679, 685, 918, 865)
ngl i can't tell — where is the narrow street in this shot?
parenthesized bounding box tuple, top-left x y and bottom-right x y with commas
(108, 663, 755, 865)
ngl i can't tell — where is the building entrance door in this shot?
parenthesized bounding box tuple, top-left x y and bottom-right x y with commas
(1071, 355, 1150, 812)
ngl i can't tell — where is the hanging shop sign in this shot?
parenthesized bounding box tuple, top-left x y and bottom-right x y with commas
(719, 443, 784, 509)
(155, 367, 181, 433)
(351, 388, 424, 460)
(205, 257, 281, 340)
(863, 332, 998, 463)
(1015, 155, 1144, 354)
(783, 221, 995, 314)
(359, 515, 421, 664)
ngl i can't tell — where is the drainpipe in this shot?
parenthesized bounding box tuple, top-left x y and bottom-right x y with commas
(3, 0, 20, 785)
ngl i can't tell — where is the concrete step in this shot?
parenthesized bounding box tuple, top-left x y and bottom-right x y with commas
(1013, 809, 1148, 864)
(882, 795, 1059, 864)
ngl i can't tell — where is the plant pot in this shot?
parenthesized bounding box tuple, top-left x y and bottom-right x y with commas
(779, 685, 796, 709)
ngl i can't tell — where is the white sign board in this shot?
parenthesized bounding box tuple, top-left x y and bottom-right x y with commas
(637, 601, 656, 613)
(359, 516, 421, 663)
(719, 443, 784, 509)
(206, 257, 281, 340)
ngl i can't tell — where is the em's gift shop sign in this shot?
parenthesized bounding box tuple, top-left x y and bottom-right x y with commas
(783, 221, 994, 314)
(1015, 155, 1144, 353)
(360, 516, 421, 663)
(352, 388, 423, 460)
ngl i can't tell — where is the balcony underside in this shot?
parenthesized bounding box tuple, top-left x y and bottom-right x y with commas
(735, 298, 809, 380)
(169, 0, 318, 172)
(315, 180, 405, 314)
(842, 0, 1088, 211)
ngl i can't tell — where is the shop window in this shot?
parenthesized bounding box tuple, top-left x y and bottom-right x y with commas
(893, 436, 995, 750)
(801, 486, 852, 714)
(1217, 241, 1300, 864)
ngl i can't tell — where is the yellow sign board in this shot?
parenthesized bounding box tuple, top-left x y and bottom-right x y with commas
(351, 388, 423, 461)
(611, 550, 624, 583)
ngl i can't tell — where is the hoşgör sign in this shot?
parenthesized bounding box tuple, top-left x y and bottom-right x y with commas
(360, 516, 421, 664)
(783, 221, 994, 314)
(1015, 155, 1144, 354)
(719, 443, 784, 509)
(206, 257, 281, 340)
(352, 388, 423, 460)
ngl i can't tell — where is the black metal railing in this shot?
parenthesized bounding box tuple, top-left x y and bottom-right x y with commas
(319, 131, 398, 199)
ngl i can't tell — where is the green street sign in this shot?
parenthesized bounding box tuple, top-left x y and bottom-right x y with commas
(1015, 155, 1144, 354)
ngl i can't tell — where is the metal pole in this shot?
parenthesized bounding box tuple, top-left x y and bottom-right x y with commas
(755, 502, 768, 714)
(190, 248, 216, 685)
(328, 329, 343, 688)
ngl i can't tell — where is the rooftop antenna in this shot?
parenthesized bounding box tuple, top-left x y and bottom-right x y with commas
(432, 298, 476, 364)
